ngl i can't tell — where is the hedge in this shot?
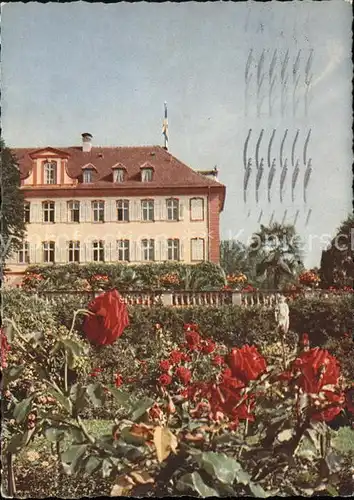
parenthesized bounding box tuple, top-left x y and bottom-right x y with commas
(21, 261, 227, 291)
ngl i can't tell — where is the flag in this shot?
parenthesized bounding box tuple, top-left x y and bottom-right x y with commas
(162, 101, 168, 148)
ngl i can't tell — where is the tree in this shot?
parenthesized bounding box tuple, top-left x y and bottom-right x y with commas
(219, 240, 251, 275)
(0, 139, 26, 265)
(319, 214, 354, 288)
(248, 222, 304, 290)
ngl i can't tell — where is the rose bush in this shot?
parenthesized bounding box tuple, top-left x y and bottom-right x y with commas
(2, 289, 354, 497)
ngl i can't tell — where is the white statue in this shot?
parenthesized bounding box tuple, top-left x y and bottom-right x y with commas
(275, 295, 289, 334)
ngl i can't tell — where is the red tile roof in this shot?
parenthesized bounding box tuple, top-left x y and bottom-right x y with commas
(13, 145, 224, 190)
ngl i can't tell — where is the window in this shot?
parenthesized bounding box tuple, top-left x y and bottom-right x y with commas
(117, 239, 130, 261)
(92, 200, 105, 222)
(44, 161, 57, 184)
(67, 201, 80, 223)
(83, 169, 93, 184)
(113, 169, 125, 183)
(190, 198, 204, 221)
(92, 240, 105, 262)
(191, 238, 205, 261)
(141, 168, 153, 182)
(43, 241, 55, 263)
(68, 241, 80, 263)
(167, 239, 180, 261)
(24, 202, 30, 223)
(141, 199, 154, 221)
(116, 200, 129, 222)
(42, 201, 55, 223)
(166, 198, 179, 221)
(17, 242, 30, 264)
(141, 239, 155, 261)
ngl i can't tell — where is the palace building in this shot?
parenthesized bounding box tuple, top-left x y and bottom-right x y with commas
(6, 133, 226, 284)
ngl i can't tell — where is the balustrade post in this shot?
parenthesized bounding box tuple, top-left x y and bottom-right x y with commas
(232, 291, 242, 306)
(161, 291, 173, 306)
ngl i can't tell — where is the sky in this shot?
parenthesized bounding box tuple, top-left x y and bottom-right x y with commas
(2, 0, 353, 267)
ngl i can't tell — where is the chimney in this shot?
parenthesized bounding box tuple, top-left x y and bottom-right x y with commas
(81, 133, 93, 152)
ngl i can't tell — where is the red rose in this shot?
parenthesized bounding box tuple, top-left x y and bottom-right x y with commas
(227, 345, 267, 383)
(149, 403, 163, 421)
(311, 390, 345, 422)
(201, 339, 216, 354)
(293, 348, 340, 393)
(184, 323, 199, 332)
(114, 373, 123, 387)
(169, 350, 184, 364)
(158, 374, 172, 386)
(159, 360, 171, 372)
(185, 331, 201, 350)
(176, 366, 192, 385)
(83, 289, 129, 345)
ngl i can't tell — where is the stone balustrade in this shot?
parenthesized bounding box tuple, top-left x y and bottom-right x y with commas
(33, 288, 352, 309)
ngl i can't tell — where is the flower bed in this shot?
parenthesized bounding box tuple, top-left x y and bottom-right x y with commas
(2, 288, 354, 497)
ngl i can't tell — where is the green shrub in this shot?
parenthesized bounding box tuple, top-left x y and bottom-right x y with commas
(22, 261, 227, 292)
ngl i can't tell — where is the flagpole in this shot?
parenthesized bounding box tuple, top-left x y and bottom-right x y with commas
(163, 101, 168, 150)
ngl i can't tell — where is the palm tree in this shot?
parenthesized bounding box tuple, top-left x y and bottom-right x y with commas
(248, 222, 304, 290)
(220, 240, 251, 275)
(320, 214, 354, 288)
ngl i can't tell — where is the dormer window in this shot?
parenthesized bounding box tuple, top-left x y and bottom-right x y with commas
(113, 168, 125, 183)
(83, 169, 93, 183)
(140, 162, 154, 182)
(141, 168, 153, 182)
(81, 163, 96, 184)
(44, 161, 57, 184)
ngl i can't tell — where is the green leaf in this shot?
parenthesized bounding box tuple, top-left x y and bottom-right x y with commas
(43, 426, 66, 443)
(176, 471, 219, 497)
(120, 427, 147, 446)
(249, 482, 273, 498)
(61, 444, 88, 464)
(47, 387, 72, 414)
(13, 395, 35, 423)
(67, 427, 86, 444)
(61, 338, 85, 357)
(70, 383, 88, 413)
(86, 383, 106, 408)
(197, 451, 241, 485)
(3, 323, 14, 342)
(235, 469, 251, 485)
(106, 385, 131, 409)
(2, 365, 25, 388)
(326, 484, 339, 497)
(6, 433, 26, 454)
(130, 397, 154, 422)
(101, 458, 113, 478)
(85, 456, 102, 474)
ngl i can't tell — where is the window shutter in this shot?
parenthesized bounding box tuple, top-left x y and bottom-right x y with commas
(31, 202, 40, 223)
(79, 201, 84, 222)
(155, 199, 161, 221)
(104, 242, 110, 262)
(85, 201, 92, 223)
(160, 199, 166, 221)
(60, 200, 67, 223)
(180, 241, 185, 262)
(29, 243, 37, 264)
(110, 200, 116, 221)
(135, 200, 141, 221)
(179, 200, 184, 220)
(104, 201, 110, 223)
(161, 239, 167, 262)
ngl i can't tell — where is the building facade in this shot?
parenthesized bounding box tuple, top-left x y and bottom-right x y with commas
(7, 134, 226, 284)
